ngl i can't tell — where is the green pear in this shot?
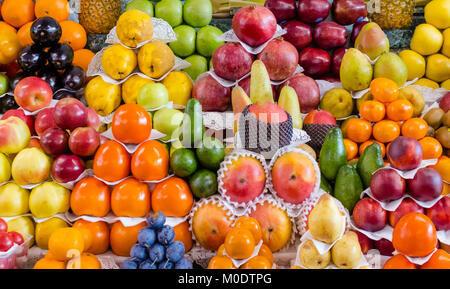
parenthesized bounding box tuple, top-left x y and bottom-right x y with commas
(319, 88, 354, 119)
(340, 48, 373, 91)
(299, 240, 331, 269)
(278, 86, 302, 129)
(331, 231, 362, 269)
(354, 22, 390, 61)
(250, 60, 274, 104)
(374, 52, 409, 87)
(308, 194, 345, 244)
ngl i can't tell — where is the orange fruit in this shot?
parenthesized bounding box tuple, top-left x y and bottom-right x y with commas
(151, 177, 194, 217)
(207, 256, 237, 269)
(93, 140, 131, 183)
(112, 104, 153, 144)
(370, 78, 399, 103)
(233, 216, 263, 244)
(345, 118, 372, 143)
(111, 177, 151, 218)
(67, 252, 102, 269)
(359, 100, 385, 122)
(382, 254, 417, 269)
(35, 0, 70, 22)
(59, 20, 87, 51)
(240, 256, 272, 269)
(110, 221, 146, 257)
(17, 22, 33, 47)
(72, 220, 110, 255)
(173, 221, 193, 253)
(420, 249, 450, 269)
(73, 49, 95, 73)
(386, 99, 414, 121)
(1, 0, 35, 28)
(373, 120, 400, 143)
(0, 21, 16, 34)
(224, 228, 256, 259)
(401, 118, 428, 140)
(70, 177, 111, 217)
(419, 137, 443, 159)
(48, 228, 85, 261)
(258, 244, 274, 266)
(392, 213, 437, 258)
(359, 140, 386, 158)
(343, 138, 358, 160)
(71, 225, 93, 254)
(429, 156, 450, 183)
(33, 257, 66, 269)
(131, 140, 169, 182)
(217, 244, 226, 256)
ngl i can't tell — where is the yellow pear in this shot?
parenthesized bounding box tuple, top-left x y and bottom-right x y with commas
(398, 87, 425, 117)
(101, 44, 137, 80)
(308, 194, 344, 244)
(161, 71, 193, 107)
(331, 231, 362, 269)
(424, 0, 450, 30)
(231, 86, 251, 133)
(85, 76, 121, 116)
(399, 50, 426, 81)
(413, 78, 440, 89)
(122, 74, 154, 104)
(250, 60, 274, 104)
(138, 41, 175, 79)
(411, 24, 443, 56)
(426, 54, 450, 83)
(299, 240, 331, 269)
(278, 86, 302, 129)
(116, 9, 154, 48)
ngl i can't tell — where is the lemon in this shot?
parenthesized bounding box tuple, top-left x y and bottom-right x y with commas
(122, 74, 154, 104)
(161, 71, 193, 107)
(441, 79, 450, 89)
(425, 0, 450, 29)
(443, 28, 450, 58)
(426, 54, 450, 83)
(399, 50, 426, 81)
(411, 24, 444, 56)
(413, 78, 440, 89)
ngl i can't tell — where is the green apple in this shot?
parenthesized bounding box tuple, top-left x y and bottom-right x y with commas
(0, 183, 29, 217)
(0, 73, 8, 95)
(7, 216, 35, 247)
(126, 0, 154, 17)
(11, 148, 51, 186)
(0, 152, 11, 183)
(153, 108, 184, 141)
(169, 25, 197, 58)
(29, 181, 70, 219)
(137, 83, 170, 110)
(155, 0, 183, 27)
(183, 54, 208, 81)
(196, 26, 224, 57)
(183, 0, 212, 28)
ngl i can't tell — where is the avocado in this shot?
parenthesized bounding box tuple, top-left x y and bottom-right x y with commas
(357, 142, 384, 188)
(334, 164, 364, 213)
(319, 127, 347, 181)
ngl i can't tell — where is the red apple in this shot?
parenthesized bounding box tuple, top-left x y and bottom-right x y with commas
(313, 21, 347, 50)
(257, 38, 299, 81)
(0, 116, 31, 155)
(299, 47, 331, 76)
(192, 75, 231, 112)
(27, 138, 42, 149)
(238, 77, 277, 101)
(69, 127, 100, 157)
(53, 97, 88, 131)
(389, 198, 424, 227)
(331, 47, 348, 77)
(232, 6, 277, 47)
(370, 169, 406, 202)
(297, 0, 331, 24)
(351, 20, 369, 45)
(332, 0, 368, 26)
(408, 168, 443, 202)
(212, 43, 254, 81)
(426, 196, 450, 231)
(440, 92, 450, 113)
(374, 238, 395, 256)
(281, 20, 312, 51)
(280, 74, 320, 113)
(303, 110, 336, 125)
(14, 77, 53, 112)
(51, 154, 85, 183)
(388, 136, 423, 171)
(355, 231, 373, 254)
(40, 127, 69, 156)
(265, 0, 297, 22)
(34, 107, 57, 136)
(353, 198, 388, 232)
(1, 109, 34, 135)
(86, 108, 101, 131)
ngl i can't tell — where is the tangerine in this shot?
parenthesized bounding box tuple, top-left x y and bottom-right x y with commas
(359, 140, 386, 158)
(359, 100, 385, 122)
(419, 137, 443, 159)
(0, 21, 16, 34)
(1, 0, 35, 28)
(420, 249, 450, 269)
(345, 118, 372, 143)
(59, 20, 87, 51)
(224, 228, 256, 259)
(233, 216, 263, 244)
(17, 22, 33, 47)
(240, 256, 272, 269)
(73, 49, 95, 73)
(151, 177, 193, 217)
(33, 257, 66, 269)
(48, 227, 85, 261)
(67, 252, 102, 269)
(258, 244, 274, 266)
(386, 99, 414, 121)
(429, 156, 450, 183)
(173, 221, 193, 253)
(35, 0, 70, 22)
(207, 256, 237, 269)
(343, 138, 358, 160)
(401, 118, 428, 140)
(373, 120, 400, 143)
(370, 78, 399, 103)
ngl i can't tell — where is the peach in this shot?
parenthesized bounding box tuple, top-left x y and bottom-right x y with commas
(353, 198, 387, 232)
(388, 136, 423, 171)
(426, 196, 449, 231)
(389, 198, 424, 227)
(303, 109, 336, 125)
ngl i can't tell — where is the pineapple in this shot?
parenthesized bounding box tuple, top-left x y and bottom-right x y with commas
(368, 0, 415, 30)
(79, 0, 121, 34)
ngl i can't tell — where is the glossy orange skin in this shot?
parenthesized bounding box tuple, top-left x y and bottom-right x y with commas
(73, 49, 95, 73)
(111, 104, 152, 144)
(401, 118, 428, 140)
(343, 138, 358, 160)
(48, 228, 85, 262)
(421, 249, 450, 269)
(35, 0, 70, 22)
(234, 216, 263, 244)
(59, 20, 87, 51)
(392, 213, 437, 258)
(346, 118, 372, 143)
(359, 100, 385, 122)
(173, 221, 193, 253)
(370, 78, 399, 103)
(373, 120, 400, 143)
(359, 140, 386, 158)
(131, 140, 169, 182)
(419, 137, 443, 159)
(151, 177, 193, 217)
(67, 252, 102, 269)
(33, 258, 66, 269)
(17, 22, 33, 46)
(224, 228, 255, 259)
(240, 256, 271, 269)
(383, 254, 417, 269)
(207, 256, 237, 269)
(0, 21, 16, 34)
(1, 0, 35, 28)
(70, 177, 111, 217)
(386, 99, 414, 121)
(72, 220, 110, 255)
(93, 140, 131, 182)
(258, 244, 274, 266)
(110, 221, 146, 257)
(111, 177, 151, 218)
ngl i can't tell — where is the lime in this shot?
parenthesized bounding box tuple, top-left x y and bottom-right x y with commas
(189, 169, 217, 198)
(170, 148, 197, 177)
(196, 137, 225, 171)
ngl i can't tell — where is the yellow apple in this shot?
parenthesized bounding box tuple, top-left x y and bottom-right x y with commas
(0, 116, 31, 154)
(0, 152, 11, 183)
(0, 183, 29, 217)
(7, 216, 35, 247)
(11, 147, 51, 186)
(35, 217, 69, 250)
(29, 182, 70, 219)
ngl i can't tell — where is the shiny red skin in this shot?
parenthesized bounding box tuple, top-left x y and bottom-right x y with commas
(389, 198, 425, 227)
(69, 127, 101, 157)
(299, 47, 331, 76)
(212, 43, 254, 81)
(388, 136, 423, 171)
(279, 73, 320, 114)
(281, 20, 312, 51)
(370, 169, 406, 202)
(1, 109, 34, 135)
(257, 38, 299, 81)
(51, 154, 85, 183)
(353, 198, 388, 232)
(331, 47, 348, 77)
(40, 127, 69, 156)
(408, 168, 443, 202)
(313, 21, 348, 50)
(53, 97, 88, 131)
(297, 0, 331, 24)
(192, 75, 231, 112)
(374, 238, 395, 256)
(332, 0, 368, 26)
(34, 107, 57, 136)
(232, 6, 277, 47)
(264, 0, 297, 22)
(426, 197, 450, 231)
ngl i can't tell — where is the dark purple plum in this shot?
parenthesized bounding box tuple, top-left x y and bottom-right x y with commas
(18, 45, 47, 72)
(30, 17, 62, 47)
(38, 67, 62, 92)
(62, 66, 85, 90)
(48, 44, 74, 70)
